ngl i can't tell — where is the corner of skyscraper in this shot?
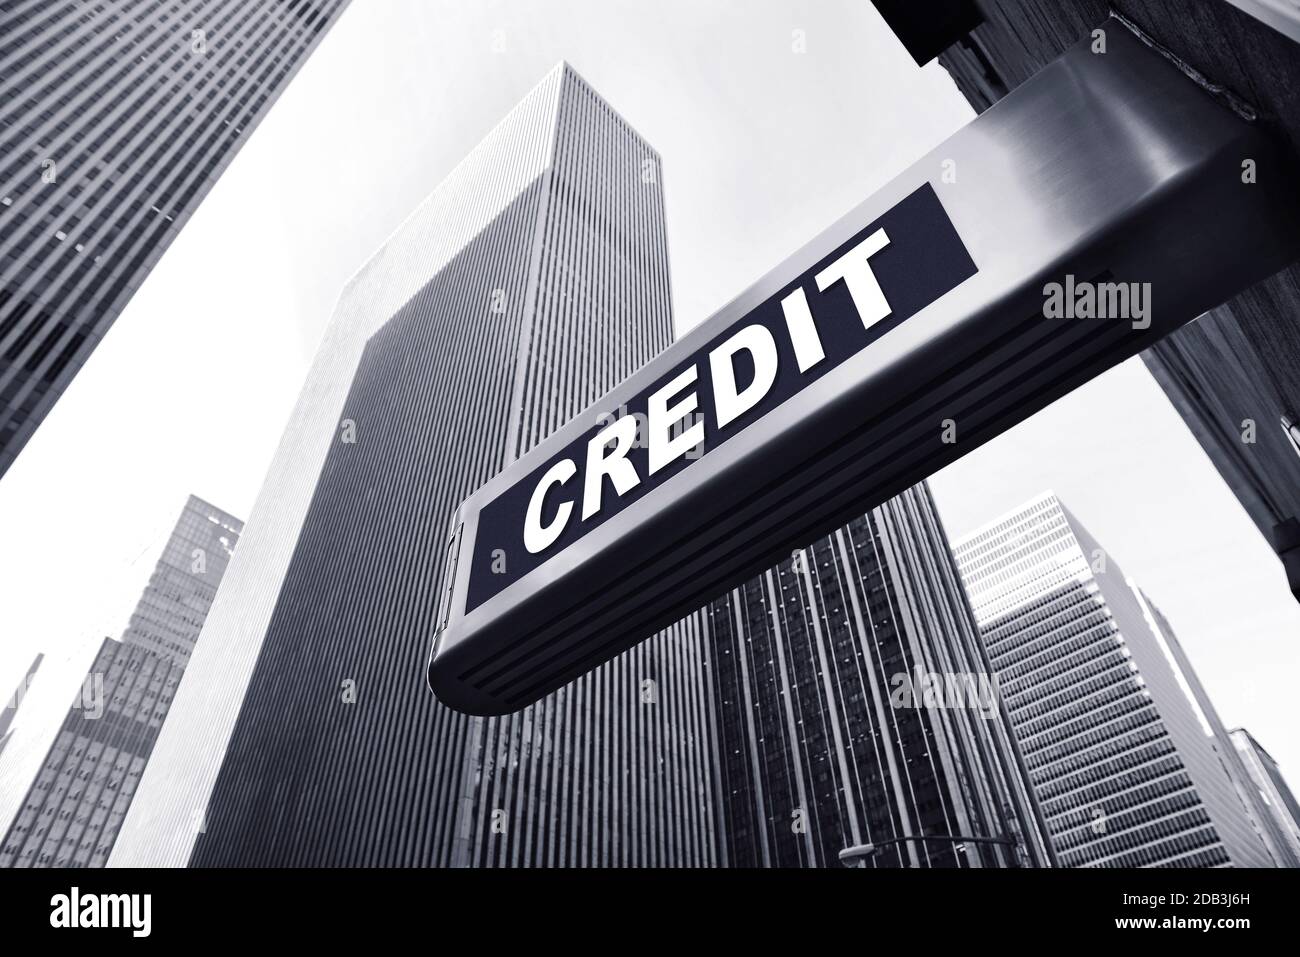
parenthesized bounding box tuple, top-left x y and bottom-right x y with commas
(109, 63, 718, 867)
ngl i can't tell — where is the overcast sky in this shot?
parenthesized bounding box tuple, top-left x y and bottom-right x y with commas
(3, 0, 1298, 823)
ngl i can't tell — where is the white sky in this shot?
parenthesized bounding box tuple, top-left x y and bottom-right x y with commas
(3, 0, 1298, 826)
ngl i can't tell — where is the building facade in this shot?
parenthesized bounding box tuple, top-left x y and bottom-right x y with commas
(1230, 728, 1300, 867)
(1141, 599, 1297, 868)
(706, 484, 1052, 867)
(0, 0, 350, 478)
(113, 64, 722, 868)
(953, 492, 1272, 867)
(0, 494, 241, 867)
(1142, 325, 1300, 600)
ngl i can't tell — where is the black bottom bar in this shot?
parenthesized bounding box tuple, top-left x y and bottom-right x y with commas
(3, 866, 1296, 943)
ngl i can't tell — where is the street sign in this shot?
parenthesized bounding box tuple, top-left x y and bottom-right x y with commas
(428, 17, 1300, 716)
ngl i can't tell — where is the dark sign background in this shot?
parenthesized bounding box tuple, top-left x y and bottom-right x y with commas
(467, 182, 976, 612)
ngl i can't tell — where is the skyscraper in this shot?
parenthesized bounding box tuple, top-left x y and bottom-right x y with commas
(0, 0, 350, 478)
(1230, 728, 1300, 867)
(0, 494, 241, 867)
(1140, 597, 1297, 868)
(953, 492, 1273, 867)
(113, 63, 722, 867)
(706, 484, 1052, 868)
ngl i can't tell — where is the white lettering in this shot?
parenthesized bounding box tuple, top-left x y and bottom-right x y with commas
(815, 228, 892, 331)
(582, 416, 641, 520)
(50, 887, 151, 938)
(648, 367, 705, 474)
(710, 325, 778, 429)
(780, 287, 826, 373)
(524, 459, 576, 554)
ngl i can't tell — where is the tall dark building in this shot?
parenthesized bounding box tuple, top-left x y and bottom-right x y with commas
(114, 64, 723, 867)
(0, 0, 350, 478)
(706, 484, 1052, 868)
(0, 495, 241, 867)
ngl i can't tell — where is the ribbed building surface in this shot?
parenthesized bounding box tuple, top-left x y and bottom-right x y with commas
(953, 492, 1272, 867)
(706, 484, 1051, 867)
(0, 0, 349, 478)
(0, 495, 241, 867)
(112, 64, 722, 867)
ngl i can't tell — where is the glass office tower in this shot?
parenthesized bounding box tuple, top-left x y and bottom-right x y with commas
(0, 495, 241, 867)
(1142, 598, 1296, 868)
(953, 491, 1273, 867)
(112, 64, 722, 867)
(0, 0, 349, 478)
(705, 483, 1052, 868)
(1230, 728, 1300, 867)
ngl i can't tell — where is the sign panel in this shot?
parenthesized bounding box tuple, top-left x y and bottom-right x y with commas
(429, 17, 1299, 716)
(468, 183, 976, 611)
